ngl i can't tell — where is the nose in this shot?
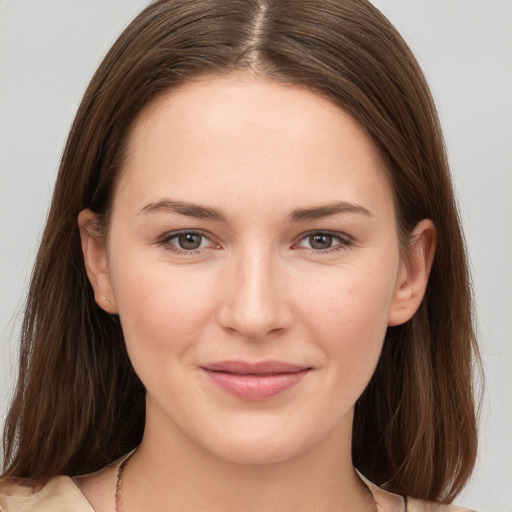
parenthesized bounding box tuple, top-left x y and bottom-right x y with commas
(217, 247, 294, 340)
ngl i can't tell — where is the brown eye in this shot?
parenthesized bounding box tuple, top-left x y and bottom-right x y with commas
(176, 233, 203, 250)
(308, 234, 334, 250)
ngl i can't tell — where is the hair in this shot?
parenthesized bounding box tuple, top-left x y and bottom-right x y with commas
(2, 0, 480, 503)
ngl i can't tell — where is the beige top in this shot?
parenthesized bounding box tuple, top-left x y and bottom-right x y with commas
(0, 470, 475, 512)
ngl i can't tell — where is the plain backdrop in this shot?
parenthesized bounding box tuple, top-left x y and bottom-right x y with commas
(0, 1, 511, 510)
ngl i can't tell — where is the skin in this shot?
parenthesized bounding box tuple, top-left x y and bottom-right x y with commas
(77, 73, 436, 512)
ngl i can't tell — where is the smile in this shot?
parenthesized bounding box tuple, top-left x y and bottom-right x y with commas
(200, 361, 312, 401)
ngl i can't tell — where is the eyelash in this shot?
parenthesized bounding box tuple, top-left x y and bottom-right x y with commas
(156, 230, 352, 255)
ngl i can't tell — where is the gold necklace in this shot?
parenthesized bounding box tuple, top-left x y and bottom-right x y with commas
(114, 452, 377, 512)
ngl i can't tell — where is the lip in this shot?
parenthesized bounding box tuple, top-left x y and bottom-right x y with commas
(200, 360, 312, 401)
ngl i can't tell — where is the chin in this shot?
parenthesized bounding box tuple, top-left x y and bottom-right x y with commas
(193, 413, 333, 467)
(209, 437, 306, 466)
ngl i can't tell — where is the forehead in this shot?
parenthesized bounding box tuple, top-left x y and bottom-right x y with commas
(115, 73, 393, 219)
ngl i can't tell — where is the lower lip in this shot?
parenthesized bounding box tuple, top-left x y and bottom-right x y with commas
(202, 369, 310, 400)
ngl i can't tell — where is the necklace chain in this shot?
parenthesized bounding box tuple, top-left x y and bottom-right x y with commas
(114, 451, 377, 512)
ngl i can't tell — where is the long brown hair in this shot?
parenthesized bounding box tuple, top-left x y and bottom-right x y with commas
(2, 0, 480, 502)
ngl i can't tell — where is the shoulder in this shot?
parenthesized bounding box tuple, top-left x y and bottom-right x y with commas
(0, 476, 93, 512)
(406, 497, 476, 512)
(366, 478, 476, 512)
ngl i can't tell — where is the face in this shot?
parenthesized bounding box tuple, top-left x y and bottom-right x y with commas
(81, 74, 431, 466)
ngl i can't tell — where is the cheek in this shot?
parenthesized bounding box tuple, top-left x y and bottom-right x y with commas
(294, 261, 397, 389)
(297, 259, 396, 333)
(109, 254, 218, 365)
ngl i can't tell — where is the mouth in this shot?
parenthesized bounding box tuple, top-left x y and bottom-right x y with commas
(200, 360, 312, 400)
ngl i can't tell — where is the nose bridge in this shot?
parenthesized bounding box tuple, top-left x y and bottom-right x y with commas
(218, 243, 291, 339)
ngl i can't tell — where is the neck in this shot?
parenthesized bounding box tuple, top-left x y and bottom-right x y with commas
(121, 410, 373, 512)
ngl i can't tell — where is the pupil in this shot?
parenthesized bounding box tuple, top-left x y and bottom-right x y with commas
(178, 233, 201, 250)
(310, 234, 332, 250)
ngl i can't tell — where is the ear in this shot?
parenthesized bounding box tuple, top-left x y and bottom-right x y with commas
(78, 209, 118, 314)
(388, 219, 437, 326)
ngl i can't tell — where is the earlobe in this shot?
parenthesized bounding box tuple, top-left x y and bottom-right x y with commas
(388, 219, 437, 326)
(78, 209, 118, 314)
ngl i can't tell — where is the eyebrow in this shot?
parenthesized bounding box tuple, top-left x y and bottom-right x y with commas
(288, 201, 372, 222)
(138, 198, 371, 222)
(138, 199, 227, 221)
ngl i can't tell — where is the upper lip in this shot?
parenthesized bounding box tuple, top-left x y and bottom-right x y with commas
(201, 360, 311, 375)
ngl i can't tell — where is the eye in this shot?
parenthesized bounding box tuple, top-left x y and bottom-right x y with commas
(295, 231, 351, 252)
(159, 230, 217, 253)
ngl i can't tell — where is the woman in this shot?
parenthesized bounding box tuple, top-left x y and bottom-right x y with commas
(0, 1, 480, 511)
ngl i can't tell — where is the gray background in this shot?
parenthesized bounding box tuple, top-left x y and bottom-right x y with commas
(0, 1, 510, 510)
